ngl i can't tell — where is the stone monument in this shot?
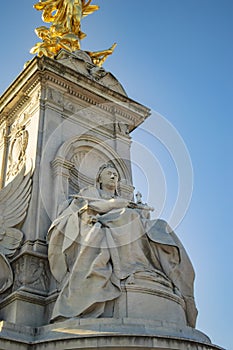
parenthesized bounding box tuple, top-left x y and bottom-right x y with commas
(0, 1, 224, 349)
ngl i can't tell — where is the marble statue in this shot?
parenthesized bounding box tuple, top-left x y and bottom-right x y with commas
(0, 166, 32, 293)
(48, 163, 197, 327)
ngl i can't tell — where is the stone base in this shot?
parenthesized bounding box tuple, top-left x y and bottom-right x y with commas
(0, 291, 47, 327)
(0, 318, 224, 350)
(0, 289, 56, 327)
(106, 280, 187, 326)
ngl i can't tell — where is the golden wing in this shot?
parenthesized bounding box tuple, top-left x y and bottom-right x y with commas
(82, 0, 99, 17)
(34, 0, 61, 23)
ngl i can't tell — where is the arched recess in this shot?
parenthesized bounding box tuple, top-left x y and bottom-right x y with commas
(51, 134, 134, 217)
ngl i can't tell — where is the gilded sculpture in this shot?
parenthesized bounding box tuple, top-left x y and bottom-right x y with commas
(31, 0, 116, 66)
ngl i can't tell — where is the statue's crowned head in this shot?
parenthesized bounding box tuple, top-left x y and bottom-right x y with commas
(96, 163, 120, 194)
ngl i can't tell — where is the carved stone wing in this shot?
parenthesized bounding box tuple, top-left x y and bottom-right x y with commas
(0, 253, 13, 293)
(0, 165, 32, 293)
(0, 165, 32, 229)
(0, 165, 32, 257)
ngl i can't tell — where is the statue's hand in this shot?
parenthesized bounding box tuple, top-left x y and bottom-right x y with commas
(108, 198, 130, 210)
(84, 197, 130, 213)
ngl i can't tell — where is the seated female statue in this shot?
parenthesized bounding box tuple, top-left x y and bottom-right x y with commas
(48, 163, 197, 327)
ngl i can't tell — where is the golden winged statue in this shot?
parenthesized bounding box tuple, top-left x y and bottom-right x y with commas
(31, 0, 116, 66)
(0, 166, 32, 293)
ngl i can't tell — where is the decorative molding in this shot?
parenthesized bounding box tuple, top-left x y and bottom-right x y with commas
(51, 157, 74, 177)
(6, 125, 29, 180)
(13, 255, 50, 294)
(123, 283, 185, 309)
(0, 290, 53, 309)
(18, 239, 48, 256)
(0, 57, 150, 133)
(55, 134, 132, 182)
(0, 76, 41, 124)
(43, 72, 148, 130)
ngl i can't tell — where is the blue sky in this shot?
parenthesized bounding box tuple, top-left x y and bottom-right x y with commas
(0, 1, 232, 349)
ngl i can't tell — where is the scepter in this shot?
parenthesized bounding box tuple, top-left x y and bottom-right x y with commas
(70, 194, 154, 211)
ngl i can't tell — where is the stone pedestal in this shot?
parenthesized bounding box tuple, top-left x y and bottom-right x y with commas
(101, 279, 187, 327)
(0, 319, 224, 350)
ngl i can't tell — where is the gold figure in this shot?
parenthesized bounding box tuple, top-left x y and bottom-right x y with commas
(31, 0, 116, 66)
(34, 0, 99, 40)
(87, 43, 117, 67)
(31, 26, 81, 57)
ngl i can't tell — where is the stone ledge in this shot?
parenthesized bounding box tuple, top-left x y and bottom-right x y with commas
(0, 319, 225, 350)
(36, 317, 211, 344)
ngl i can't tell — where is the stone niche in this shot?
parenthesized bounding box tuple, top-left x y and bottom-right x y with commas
(51, 133, 135, 219)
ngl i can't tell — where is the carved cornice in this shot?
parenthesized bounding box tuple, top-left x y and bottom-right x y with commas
(41, 72, 139, 131)
(0, 95, 30, 125)
(0, 76, 41, 126)
(13, 240, 48, 259)
(0, 56, 150, 132)
(43, 72, 145, 129)
(0, 289, 53, 309)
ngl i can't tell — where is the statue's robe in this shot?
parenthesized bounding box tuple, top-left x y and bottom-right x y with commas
(48, 186, 197, 326)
